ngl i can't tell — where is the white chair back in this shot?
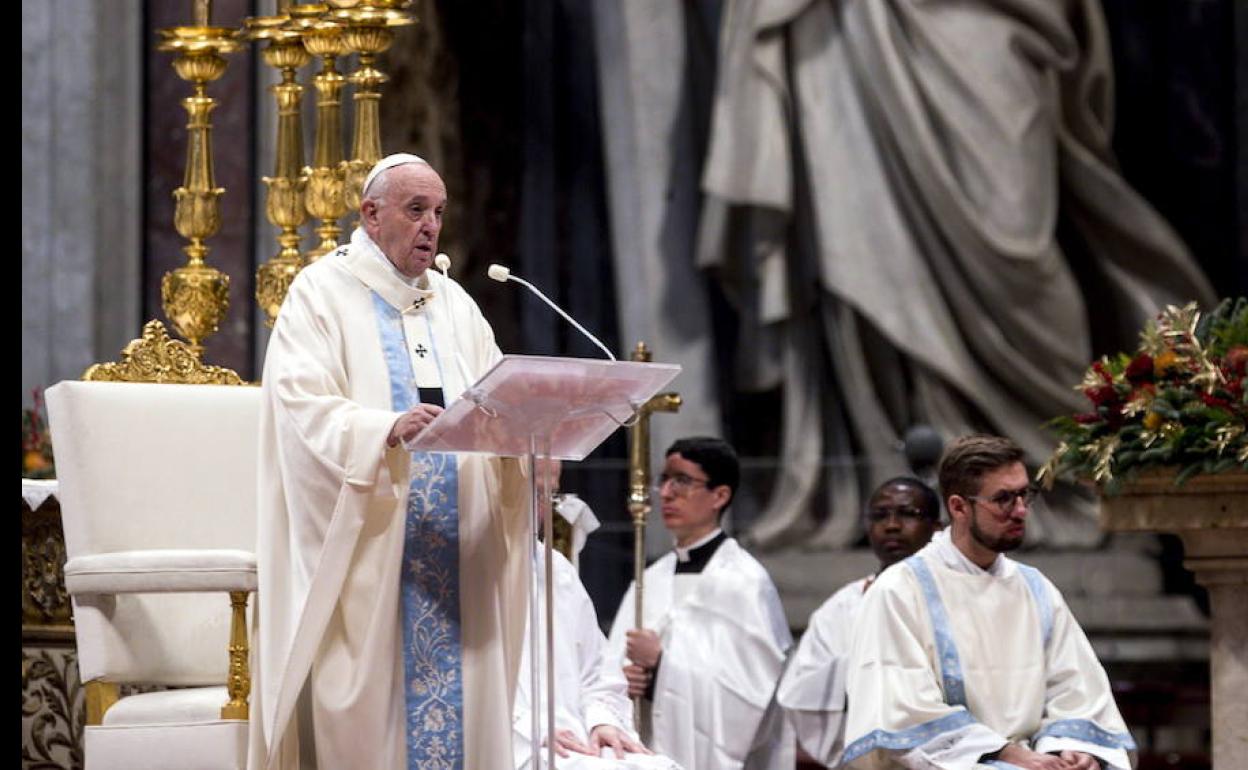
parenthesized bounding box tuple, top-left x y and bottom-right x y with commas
(45, 381, 260, 685)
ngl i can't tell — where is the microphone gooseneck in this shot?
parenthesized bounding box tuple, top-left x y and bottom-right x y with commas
(486, 263, 616, 361)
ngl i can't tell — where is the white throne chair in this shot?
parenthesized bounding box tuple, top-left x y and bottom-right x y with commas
(45, 323, 259, 770)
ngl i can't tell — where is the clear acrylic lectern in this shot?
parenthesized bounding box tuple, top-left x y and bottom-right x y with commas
(408, 355, 680, 769)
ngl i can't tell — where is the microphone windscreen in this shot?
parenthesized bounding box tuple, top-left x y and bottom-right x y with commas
(487, 264, 511, 282)
(435, 253, 451, 271)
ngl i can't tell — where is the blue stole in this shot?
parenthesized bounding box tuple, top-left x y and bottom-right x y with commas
(371, 293, 465, 767)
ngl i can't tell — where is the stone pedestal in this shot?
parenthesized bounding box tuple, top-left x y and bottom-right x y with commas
(1100, 470, 1248, 769)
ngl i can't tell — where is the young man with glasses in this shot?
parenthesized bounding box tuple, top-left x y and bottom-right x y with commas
(843, 435, 1134, 770)
(777, 477, 942, 767)
(607, 437, 794, 770)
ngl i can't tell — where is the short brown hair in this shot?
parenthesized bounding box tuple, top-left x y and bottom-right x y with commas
(938, 435, 1026, 502)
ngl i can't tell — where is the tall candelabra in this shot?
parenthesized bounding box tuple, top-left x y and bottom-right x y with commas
(293, 4, 349, 261)
(247, 9, 311, 327)
(156, 1, 242, 357)
(331, 1, 414, 214)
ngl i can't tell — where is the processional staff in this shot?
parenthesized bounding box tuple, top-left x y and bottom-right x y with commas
(626, 342, 680, 725)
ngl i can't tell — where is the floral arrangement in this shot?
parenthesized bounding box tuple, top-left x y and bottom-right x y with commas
(1038, 298, 1248, 493)
(22, 388, 55, 479)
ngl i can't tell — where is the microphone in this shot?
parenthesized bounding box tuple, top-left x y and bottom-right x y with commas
(429, 252, 474, 389)
(487, 264, 616, 361)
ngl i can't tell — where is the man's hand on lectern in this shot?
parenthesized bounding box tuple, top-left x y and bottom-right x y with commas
(387, 403, 444, 447)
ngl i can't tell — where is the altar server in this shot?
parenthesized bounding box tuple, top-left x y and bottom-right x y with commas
(608, 436, 794, 770)
(844, 435, 1134, 769)
(777, 477, 941, 766)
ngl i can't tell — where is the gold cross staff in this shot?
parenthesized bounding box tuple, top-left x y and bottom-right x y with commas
(626, 341, 680, 732)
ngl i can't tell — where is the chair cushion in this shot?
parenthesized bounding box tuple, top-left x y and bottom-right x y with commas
(87, 688, 246, 770)
(85, 721, 246, 770)
(102, 687, 230, 726)
(65, 549, 257, 594)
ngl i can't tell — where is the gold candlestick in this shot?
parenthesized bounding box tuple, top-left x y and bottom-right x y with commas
(330, 1, 414, 213)
(156, 14, 242, 357)
(292, 4, 349, 262)
(625, 341, 681, 733)
(247, 12, 312, 327)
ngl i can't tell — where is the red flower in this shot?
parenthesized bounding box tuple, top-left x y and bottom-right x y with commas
(1084, 385, 1119, 408)
(1091, 360, 1114, 384)
(1226, 345, 1248, 377)
(1124, 354, 1154, 384)
(1200, 392, 1234, 412)
(1073, 413, 1101, 425)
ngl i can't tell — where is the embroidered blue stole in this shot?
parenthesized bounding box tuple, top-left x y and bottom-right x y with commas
(371, 293, 465, 767)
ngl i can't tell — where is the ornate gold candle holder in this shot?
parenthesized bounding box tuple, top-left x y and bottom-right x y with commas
(329, 0, 414, 213)
(291, 4, 349, 261)
(247, 12, 312, 327)
(156, 21, 243, 357)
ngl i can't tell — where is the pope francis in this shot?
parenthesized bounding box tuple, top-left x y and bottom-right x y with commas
(249, 154, 531, 770)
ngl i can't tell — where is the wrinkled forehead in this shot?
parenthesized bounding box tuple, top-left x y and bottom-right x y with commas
(396, 164, 451, 194)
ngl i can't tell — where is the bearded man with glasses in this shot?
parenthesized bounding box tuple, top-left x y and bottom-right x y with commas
(843, 435, 1134, 770)
(777, 477, 942, 767)
(607, 437, 794, 770)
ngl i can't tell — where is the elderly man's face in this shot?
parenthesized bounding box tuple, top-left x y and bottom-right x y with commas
(360, 164, 447, 278)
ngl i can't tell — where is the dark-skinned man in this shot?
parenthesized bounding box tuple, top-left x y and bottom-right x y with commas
(777, 477, 943, 767)
(607, 437, 794, 770)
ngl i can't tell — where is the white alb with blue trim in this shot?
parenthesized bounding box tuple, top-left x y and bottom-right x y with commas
(842, 530, 1136, 769)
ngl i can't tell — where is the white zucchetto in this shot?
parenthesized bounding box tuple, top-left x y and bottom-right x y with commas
(361, 153, 430, 199)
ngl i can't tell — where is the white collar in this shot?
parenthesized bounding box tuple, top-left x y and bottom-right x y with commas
(929, 528, 1007, 577)
(674, 527, 723, 563)
(345, 228, 435, 312)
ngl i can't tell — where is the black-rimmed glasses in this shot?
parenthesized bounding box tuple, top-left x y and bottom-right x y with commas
(964, 485, 1039, 512)
(652, 473, 710, 495)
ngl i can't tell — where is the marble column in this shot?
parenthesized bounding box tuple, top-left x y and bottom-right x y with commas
(22, 0, 141, 407)
(1101, 470, 1248, 768)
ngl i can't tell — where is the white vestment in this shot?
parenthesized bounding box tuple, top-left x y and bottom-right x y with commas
(554, 493, 601, 570)
(250, 229, 530, 770)
(844, 531, 1135, 769)
(607, 537, 795, 770)
(514, 550, 682, 770)
(777, 576, 871, 767)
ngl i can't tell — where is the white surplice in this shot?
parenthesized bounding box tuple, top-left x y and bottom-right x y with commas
(249, 228, 531, 770)
(607, 537, 795, 770)
(553, 493, 601, 570)
(843, 530, 1135, 769)
(777, 576, 871, 767)
(514, 549, 683, 770)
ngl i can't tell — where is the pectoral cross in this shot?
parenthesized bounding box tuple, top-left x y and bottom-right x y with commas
(414, 344, 429, 358)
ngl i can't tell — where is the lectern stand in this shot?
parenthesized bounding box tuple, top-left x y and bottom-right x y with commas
(409, 355, 680, 769)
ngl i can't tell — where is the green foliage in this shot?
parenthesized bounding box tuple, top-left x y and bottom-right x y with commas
(1038, 300, 1248, 492)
